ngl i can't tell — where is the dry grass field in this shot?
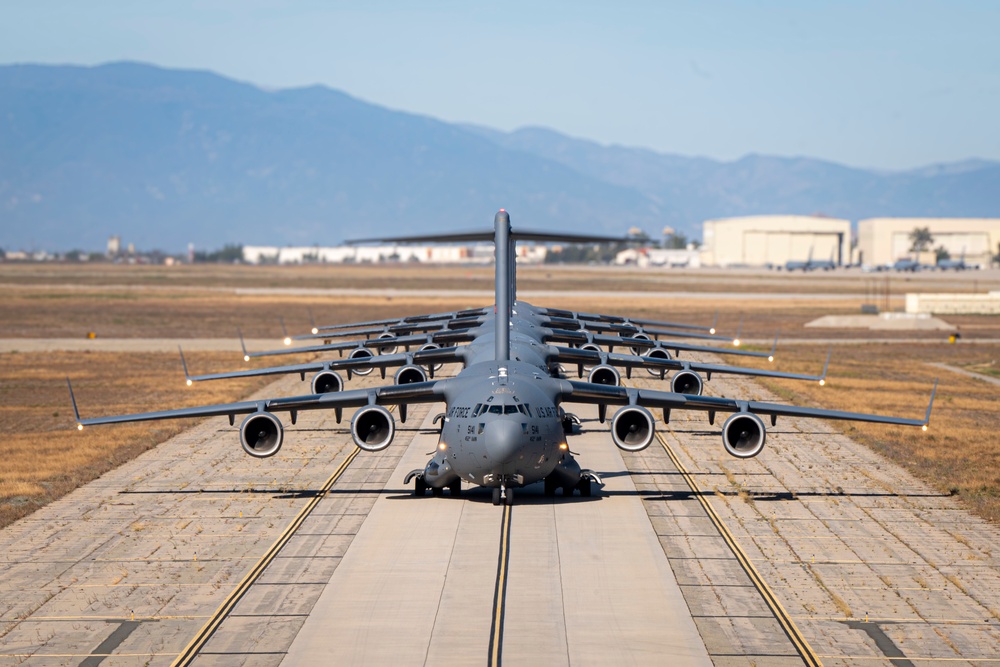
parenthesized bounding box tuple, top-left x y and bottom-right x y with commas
(1, 262, 999, 528)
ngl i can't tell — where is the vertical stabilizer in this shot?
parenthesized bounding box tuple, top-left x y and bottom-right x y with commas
(495, 210, 511, 362)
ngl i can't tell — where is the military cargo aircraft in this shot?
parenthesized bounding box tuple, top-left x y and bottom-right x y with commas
(69, 210, 935, 505)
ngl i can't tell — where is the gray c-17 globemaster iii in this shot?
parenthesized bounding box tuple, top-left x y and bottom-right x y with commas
(68, 210, 936, 506)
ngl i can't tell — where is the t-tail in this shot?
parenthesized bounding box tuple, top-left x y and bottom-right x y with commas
(347, 209, 630, 362)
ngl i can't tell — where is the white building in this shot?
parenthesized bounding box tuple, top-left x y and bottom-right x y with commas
(241, 244, 548, 265)
(614, 247, 701, 268)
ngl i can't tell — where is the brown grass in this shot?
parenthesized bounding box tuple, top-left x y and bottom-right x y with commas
(0, 351, 275, 528)
(758, 342, 1000, 522)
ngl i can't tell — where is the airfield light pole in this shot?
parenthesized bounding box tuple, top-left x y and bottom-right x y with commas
(495, 210, 511, 362)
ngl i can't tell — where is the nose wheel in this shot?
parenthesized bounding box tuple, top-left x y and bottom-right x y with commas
(492, 486, 514, 506)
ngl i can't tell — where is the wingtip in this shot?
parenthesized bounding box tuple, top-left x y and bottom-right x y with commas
(66, 376, 82, 425)
(923, 378, 939, 426)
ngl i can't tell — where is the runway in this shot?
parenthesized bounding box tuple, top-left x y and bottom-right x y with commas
(2, 365, 999, 665)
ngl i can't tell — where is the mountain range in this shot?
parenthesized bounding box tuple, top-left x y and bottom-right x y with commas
(1, 62, 997, 252)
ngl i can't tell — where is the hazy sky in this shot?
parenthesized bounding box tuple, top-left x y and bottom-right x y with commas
(2, 1, 998, 170)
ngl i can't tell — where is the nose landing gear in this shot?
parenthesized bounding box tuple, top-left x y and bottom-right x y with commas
(492, 485, 514, 506)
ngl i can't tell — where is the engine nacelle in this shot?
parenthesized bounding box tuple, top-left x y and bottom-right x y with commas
(722, 412, 766, 459)
(418, 342, 444, 372)
(588, 364, 621, 386)
(351, 405, 396, 452)
(629, 332, 652, 356)
(349, 347, 375, 376)
(394, 364, 428, 385)
(670, 370, 704, 396)
(240, 412, 283, 458)
(311, 370, 344, 394)
(644, 347, 672, 376)
(611, 406, 655, 452)
(376, 332, 397, 355)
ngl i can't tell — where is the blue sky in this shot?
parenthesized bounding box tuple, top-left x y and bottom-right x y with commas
(2, 0, 998, 170)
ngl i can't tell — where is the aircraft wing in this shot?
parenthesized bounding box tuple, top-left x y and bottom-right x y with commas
(544, 328, 772, 359)
(557, 379, 935, 428)
(549, 346, 828, 383)
(245, 328, 477, 359)
(312, 307, 486, 333)
(69, 379, 447, 428)
(182, 346, 466, 384)
(540, 308, 716, 333)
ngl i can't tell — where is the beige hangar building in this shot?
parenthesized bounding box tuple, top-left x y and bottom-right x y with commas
(857, 218, 1000, 268)
(700, 215, 851, 267)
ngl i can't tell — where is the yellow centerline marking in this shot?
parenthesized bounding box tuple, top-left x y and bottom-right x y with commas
(653, 429, 824, 667)
(488, 504, 513, 667)
(171, 446, 361, 667)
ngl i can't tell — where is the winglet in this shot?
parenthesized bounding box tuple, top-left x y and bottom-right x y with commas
(178, 346, 193, 386)
(922, 379, 938, 429)
(66, 377, 83, 429)
(768, 331, 779, 362)
(239, 328, 250, 362)
(818, 347, 832, 385)
(710, 310, 719, 335)
(308, 308, 319, 335)
(733, 314, 743, 346)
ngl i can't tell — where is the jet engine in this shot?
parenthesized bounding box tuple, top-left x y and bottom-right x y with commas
(418, 342, 444, 372)
(588, 364, 621, 386)
(240, 412, 283, 458)
(376, 332, 397, 355)
(722, 412, 766, 458)
(311, 370, 344, 394)
(611, 406, 655, 452)
(670, 370, 704, 395)
(629, 332, 652, 355)
(351, 405, 396, 452)
(349, 347, 375, 375)
(644, 347, 672, 376)
(394, 364, 428, 385)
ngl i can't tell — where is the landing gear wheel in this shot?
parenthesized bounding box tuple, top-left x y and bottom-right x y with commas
(492, 487, 502, 506)
(544, 476, 558, 497)
(432, 486, 444, 497)
(578, 478, 592, 497)
(414, 477, 426, 496)
(449, 479, 462, 496)
(562, 485, 575, 497)
(504, 488, 514, 506)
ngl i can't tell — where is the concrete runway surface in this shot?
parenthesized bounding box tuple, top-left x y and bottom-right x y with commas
(1, 362, 999, 665)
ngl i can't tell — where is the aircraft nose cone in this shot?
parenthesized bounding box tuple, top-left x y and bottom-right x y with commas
(485, 419, 522, 465)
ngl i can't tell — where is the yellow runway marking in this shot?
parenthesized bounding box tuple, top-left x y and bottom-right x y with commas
(488, 504, 513, 667)
(171, 446, 361, 667)
(654, 429, 824, 667)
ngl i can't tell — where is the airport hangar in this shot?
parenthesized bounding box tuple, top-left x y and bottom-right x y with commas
(857, 217, 1000, 267)
(700, 215, 1000, 267)
(700, 215, 851, 267)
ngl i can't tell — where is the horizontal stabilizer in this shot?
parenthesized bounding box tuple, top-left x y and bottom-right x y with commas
(348, 227, 629, 245)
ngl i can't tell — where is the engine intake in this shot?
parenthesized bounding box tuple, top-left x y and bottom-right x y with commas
(240, 412, 283, 458)
(722, 412, 766, 458)
(644, 347, 672, 376)
(588, 364, 621, 387)
(349, 347, 375, 375)
(629, 332, 652, 355)
(351, 405, 396, 452)
(418, 342, 444, 372)
(611, 406, 655, 452)
(670, 370, 704, 395)
(394, 364, 428, 385)
(376, 332, 397, 355)
(311, 370, 343, 394)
